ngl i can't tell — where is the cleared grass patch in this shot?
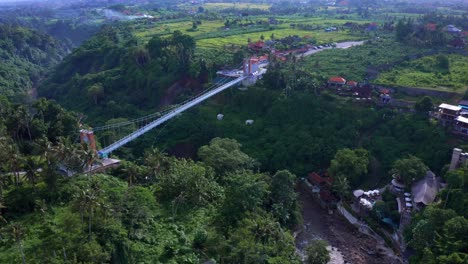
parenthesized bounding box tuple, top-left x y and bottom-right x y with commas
(299, 36, 433, 81)
(374, 54, 468, 93)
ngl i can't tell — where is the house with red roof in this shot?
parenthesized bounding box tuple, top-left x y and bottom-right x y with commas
(303, 172, 337, 208)
(328, 76, 347, 87)
(308, 172, 333, 186)
(347, 80, 358, 88)
(248, 41, 265, 52)
(425, 23, 437, 32)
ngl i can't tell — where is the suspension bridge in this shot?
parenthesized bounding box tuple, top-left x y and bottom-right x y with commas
(80, 59, 265, 166)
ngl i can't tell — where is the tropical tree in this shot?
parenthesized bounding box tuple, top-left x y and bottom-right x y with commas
(332, 175, 351, 200)
(23, 156, 45, 188)
(223, 213, 300, 264)
(9, 223, 26, 264)
(270, 170, 300, 228)
(390, 155, 428, 186)
(328, 148, 369, 187)
(415, 96, 433, 114)
(198, 137, 257, 178)
(0, 202, 6, 224)
(73, 180, 104, 241)
(306, 240, 330, 264)
(220, 171, 268, 227)
(122, 162, 141, 186)
(143, 148, 169, 180)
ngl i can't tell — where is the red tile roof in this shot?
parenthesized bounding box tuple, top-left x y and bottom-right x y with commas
(328, 76, 347, 84)
(381, 88, 390, 94)
(425, 23, 437, 32)
(347, 81, 358, 87)
(308, 172, 333, 185)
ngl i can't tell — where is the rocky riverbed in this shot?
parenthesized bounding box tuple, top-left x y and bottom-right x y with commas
(295, 188, 403, 264)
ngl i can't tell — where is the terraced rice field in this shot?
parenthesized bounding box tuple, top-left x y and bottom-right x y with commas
(134, 17, 368, 49)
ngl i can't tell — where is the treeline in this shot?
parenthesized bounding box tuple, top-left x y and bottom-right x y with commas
(40, 25, 209, 122)
(0, 24, 69, 97)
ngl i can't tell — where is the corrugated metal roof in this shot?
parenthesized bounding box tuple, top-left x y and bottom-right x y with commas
(439, 103, 461, 111)
(412, 171, 439, 206)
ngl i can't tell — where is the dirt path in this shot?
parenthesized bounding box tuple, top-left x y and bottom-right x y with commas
(295, 188, 402, 264)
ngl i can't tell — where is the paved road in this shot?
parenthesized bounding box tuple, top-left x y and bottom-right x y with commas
(301, 40, 366, 57)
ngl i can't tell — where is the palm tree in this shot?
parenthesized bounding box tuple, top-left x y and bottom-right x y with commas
(144, 148, 169, 180)
(12, 106, 32, 141)
(74, 181, 103, 241)
(10, 223, 26, 264)
(123, 162, 140, 186)
(2, 143, 23, 186)
(78, 142, 101, 174)
(0, 201, 6, 224)
(22, 156, 44, 191)
(332, 175, 350, 201)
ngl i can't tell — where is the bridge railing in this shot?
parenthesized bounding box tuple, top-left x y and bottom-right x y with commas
(98, 75, 246, 158)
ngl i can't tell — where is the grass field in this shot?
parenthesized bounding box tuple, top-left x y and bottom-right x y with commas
(203, 3, 271, 11)
(197, 29, 363, 48)
(134, 20, 225, 40)
(134, 17, 368, 49)
(374, 54, 468, 93)
(299, 36, 433, 81)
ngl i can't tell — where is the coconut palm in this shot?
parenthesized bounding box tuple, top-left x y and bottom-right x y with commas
(22, 156, 44, 190)
(144, 148, 169, 180)
(10, 223, 26, 264)
(122, 162, 141, 186)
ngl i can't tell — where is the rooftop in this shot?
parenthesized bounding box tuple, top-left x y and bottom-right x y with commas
(456, 116, 468, 124)
(439, 103, 461, 111)
(308, 172, 333, 185)
(328, 76, 347, 84)
(412, 171, 440, 206)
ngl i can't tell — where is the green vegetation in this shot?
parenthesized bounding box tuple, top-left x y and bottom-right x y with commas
(2, 2, 468, 263)
(0, 97, 302, 262)
(329, 148, 369, 188)
(375, 54, 468, 92)
(203, 3, 272, 11)
(40, 26, 202, 122)
(390, 155, 429, 186)
(405, 167, 468, 263)
(133, 16, 367, 49)
(306, 240, 330, 264)
(300, 35, 433, 81)
(0, 24, 68, 97)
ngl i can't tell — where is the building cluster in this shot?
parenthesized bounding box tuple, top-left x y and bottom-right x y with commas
(425, 23, 467, 48)
(436, 101, 468, 136)
(353, 189, 381, 211)
(327, 76, 392, 104)
(301, 172, 338, 208)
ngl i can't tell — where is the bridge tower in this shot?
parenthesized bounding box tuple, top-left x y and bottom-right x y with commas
(79, 129, 97, 152)
(243, 57, 259, 76)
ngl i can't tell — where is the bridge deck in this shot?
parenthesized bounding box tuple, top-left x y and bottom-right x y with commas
(98, 75, 247, 157)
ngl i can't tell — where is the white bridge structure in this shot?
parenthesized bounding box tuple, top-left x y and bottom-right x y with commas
(82, 58, 266, 159)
